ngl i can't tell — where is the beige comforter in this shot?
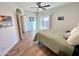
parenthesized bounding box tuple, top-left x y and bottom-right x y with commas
(34, 30, 74, 56)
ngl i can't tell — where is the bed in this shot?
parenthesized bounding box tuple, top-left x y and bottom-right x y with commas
(34, 30, 74, 56)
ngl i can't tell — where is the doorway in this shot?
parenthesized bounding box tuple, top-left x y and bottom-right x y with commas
(23, 16, 37, 39)
(24, 16, 36, 32)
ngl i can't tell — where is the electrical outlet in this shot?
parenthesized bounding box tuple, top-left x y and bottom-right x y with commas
(2, 47, 5, 50)
(0, 47, 6, 51)
(0, 46, 7, 56)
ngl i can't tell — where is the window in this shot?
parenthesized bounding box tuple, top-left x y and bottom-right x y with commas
(40, 16, 49, 30)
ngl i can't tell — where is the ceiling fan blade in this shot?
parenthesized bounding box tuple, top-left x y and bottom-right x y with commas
(42, 5, 50, 7)
(41, 7, 47, 10)
(36, 2, 41, 5)
(30, 7, 38, 8)
(36, 2, 42, 7)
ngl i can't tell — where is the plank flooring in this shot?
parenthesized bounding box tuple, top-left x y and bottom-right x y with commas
(6, 31, 57, 56)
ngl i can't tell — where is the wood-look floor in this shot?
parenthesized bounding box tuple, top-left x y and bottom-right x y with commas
(6, 31, 57, 56)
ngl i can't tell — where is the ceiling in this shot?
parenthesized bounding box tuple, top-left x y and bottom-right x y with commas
(0, 2, 71, 12)
(9, 2, 71, 12)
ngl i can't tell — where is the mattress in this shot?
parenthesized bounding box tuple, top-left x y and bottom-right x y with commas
(34, 30, 74, 56)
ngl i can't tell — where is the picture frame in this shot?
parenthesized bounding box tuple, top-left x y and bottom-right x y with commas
(58, 16, 64, 20)
(29, 17, 34, 21)
(0, 15, 13, 28)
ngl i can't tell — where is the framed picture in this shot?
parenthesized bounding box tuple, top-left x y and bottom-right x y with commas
(0, 15, 13, 28)
(58, 16, 64, 20)
(29, 17, 34, 21)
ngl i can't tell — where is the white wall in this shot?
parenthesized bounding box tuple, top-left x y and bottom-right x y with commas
(39, 3, 79, 34)
(0, 3, 20, 55)
(51, 3, 79, 33)
(23, 11, 36, 32)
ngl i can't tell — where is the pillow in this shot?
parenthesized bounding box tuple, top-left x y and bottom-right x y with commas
(70, 26, 79, 35)
(67, 32, 79, 46)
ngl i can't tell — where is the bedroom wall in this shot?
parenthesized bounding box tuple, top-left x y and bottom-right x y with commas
(51, 3, 79, 33)
(0, 3, 20, 55)
(39, 3, 79, 33)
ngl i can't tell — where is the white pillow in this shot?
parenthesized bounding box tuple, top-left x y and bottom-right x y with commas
(67, 32, 79, 46)
(70, 26, 79, 34)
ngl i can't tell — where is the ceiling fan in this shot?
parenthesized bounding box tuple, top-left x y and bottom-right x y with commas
(31, 2, 50, 10)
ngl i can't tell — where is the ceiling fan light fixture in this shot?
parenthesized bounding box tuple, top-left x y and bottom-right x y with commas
(38, 8, 42, 11)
